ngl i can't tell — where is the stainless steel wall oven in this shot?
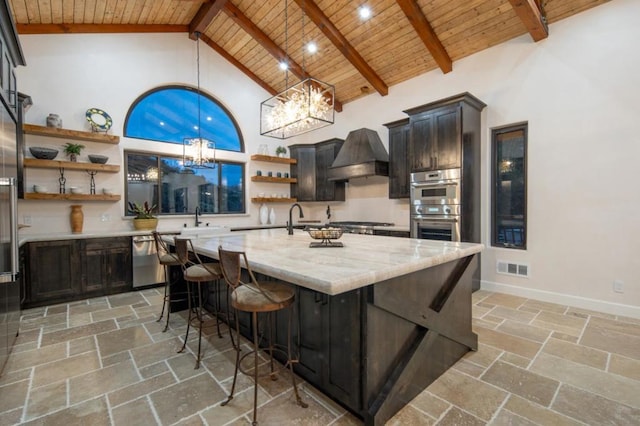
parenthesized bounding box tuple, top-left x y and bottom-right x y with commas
(410, 168, 461, 241)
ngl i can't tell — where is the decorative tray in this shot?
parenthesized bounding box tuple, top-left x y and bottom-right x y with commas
(306, 227, 344, 248)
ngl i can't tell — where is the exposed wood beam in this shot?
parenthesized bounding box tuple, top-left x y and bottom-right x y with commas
(16, 24, 188, 34)
(223, 1, 342, 111)
(395, 0, 452, 74)
(507, 0, 548, 42)
(200, 33, 278, 97)
(293, 0, 388, 96)
(188, 0, 227, 40)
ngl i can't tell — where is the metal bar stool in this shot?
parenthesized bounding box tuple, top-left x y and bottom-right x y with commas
(152, 232, 182, 332)
(174, 237, 224, 369)
(218, 245, 307, 425)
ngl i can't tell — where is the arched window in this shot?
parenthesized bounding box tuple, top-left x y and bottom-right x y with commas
(124, 85, 244, 152)
(123, 86, 245, 216)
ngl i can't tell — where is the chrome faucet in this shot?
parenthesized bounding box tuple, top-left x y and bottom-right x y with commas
(195, 206, 202, 227)
(288, 203, 304, 235)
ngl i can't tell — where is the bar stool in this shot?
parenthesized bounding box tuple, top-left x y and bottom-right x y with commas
(174, 237, 224, 369)
(218, 245, 307, 425)
(152, 232, 182, 332)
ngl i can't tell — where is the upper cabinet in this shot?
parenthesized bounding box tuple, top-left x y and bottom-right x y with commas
(383, 118, 410, 199)
(290, 138, 345, 202)
(404, 93, 486, 173)
(0, 0, 25, 118)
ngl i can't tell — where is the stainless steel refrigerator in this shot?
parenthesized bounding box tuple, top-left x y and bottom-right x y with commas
(0, 98, 20, 373)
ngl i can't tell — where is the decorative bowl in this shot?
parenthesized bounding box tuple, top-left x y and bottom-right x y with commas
(88, 154, 109, 164)
(69, 187, 82, 194)
(29, 146, 59, 160)
(306, 227, 343, 240)
(33, 185, 47, 193)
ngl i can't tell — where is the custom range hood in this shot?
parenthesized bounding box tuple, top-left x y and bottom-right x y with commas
(327, 128, 389, 181)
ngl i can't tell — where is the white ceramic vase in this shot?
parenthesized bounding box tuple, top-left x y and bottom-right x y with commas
(269, 208, 276, 224)
(259, 203, 268, 225)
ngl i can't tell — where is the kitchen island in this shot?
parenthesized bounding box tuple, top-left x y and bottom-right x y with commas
(176, 229, 482, 425)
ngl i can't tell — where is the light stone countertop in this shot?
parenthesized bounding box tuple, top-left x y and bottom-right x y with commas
(173, 228, 483, 296)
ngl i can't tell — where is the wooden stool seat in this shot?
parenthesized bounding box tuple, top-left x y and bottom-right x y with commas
(153, 232, 185, 332)
(158, 252, 181, 266)
(184, 263, 221, 281)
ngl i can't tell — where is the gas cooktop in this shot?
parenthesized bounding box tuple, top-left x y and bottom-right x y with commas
(328, 221, 395, 235)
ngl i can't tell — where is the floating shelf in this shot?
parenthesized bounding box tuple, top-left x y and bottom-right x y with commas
(250, 154, 297, 165)
(23, 124, 120, 144)
(24, 193, 121, 201)
(251, 175, 296, 184)
(24, 158, 120, 173)
(251, 197, 297, 203)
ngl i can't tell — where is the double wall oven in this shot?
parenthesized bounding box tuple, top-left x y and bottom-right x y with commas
(410, 168, 461, 241)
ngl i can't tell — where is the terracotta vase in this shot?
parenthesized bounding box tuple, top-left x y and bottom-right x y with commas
(70, 205, 83, 234)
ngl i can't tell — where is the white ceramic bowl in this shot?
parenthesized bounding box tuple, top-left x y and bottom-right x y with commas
(69, 187, 82, 194)
(102, 188, 114, 195)
(33, 185, 47, 193)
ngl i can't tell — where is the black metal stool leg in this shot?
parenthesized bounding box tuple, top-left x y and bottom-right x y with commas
(288, 307, 307, 408)
(221, 307, 241, 407)
(178, 280, 193, 354)
(195, 282, 203, 369)
(157, 266, 169, 325)
(252, 311, 259, 426)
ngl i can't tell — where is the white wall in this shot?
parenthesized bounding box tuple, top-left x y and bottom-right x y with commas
(16, 0, 639, 316)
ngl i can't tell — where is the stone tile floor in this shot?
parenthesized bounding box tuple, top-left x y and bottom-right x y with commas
(0, 288, 639, 425)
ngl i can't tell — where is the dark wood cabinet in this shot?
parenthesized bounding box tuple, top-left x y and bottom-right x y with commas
(290, 139, 345, 202)
(24, 237, 133, 308)
(294, 287, 362, 412)
(404, 93, 485, 173)
(83, 237, 132, 295)
(26, 240, 82, 306)
(383, 118, 410, 198)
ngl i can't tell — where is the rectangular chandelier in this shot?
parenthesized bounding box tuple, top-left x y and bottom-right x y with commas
(183, 137, 216, 169)
(260, 77, 335, 139)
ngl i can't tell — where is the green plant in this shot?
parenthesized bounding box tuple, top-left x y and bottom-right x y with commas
(62, 142, 85, 156)
(275, 146, 287, 155)
(128, 201, 157, 219)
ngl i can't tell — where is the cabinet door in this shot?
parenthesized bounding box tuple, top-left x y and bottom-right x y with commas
(294, 287, 324, 386)
(105, 246, 132, 293)
(84, 237, 132, 295)
(315, 140, 344, 201)
(27, 240, 81, 304)
(290, 146, 316, 201)
(409, 113, 435, 172)
(388, 124, 410, 198)
(433, 105, 462, 170)
(84, 245, 106, 294)
(324, 289, 362, 412)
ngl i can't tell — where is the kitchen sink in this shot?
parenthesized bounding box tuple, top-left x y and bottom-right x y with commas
(180, 225, 231, 238)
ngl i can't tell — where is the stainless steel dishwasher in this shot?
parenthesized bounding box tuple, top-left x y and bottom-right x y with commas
(132, 235, 164, 288)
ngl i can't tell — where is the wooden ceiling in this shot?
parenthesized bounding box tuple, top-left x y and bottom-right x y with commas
(9, 0, 610, 109)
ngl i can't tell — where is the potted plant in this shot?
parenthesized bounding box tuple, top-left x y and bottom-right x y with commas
(275, 146, 287, 157)
(62, 142, 85, 162)
(128, 201, 158, 230)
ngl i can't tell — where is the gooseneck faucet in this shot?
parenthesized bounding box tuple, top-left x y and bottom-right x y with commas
(288, 203, 304, 235)
(195, 206, 202, 227)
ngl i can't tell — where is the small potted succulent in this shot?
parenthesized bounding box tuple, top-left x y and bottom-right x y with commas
(275, 146, 287, 157)
(128, 201, 158, 230)
(62, 142, 85, 162)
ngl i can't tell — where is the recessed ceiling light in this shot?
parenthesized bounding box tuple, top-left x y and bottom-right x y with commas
(160, 121, 165, 126)
(193, 125, 198, 130)
(206, 116, 212, 121)
(358, 6, 371, 20)
(279, 61, 289, 71)
(306, 42, 318, 54)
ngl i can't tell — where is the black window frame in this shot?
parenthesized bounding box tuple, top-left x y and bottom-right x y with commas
(124, 150, 246, 217)
(491, 122, 528, 249)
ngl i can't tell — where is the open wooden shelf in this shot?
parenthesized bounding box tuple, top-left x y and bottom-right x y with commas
(24, 158, 120, 173)
(251, 197, 297, 203)
(250, 154, 297, 164)
(251, 175, 296, 184)
(23, 124, 120, 144)
(24, 193, 121, 201)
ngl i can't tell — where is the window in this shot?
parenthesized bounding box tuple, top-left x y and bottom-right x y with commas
(123, 85, 246, 216)
(125, 152, 245, 216)
(124, 86, 244, 152)
(492, 123, 527, 249)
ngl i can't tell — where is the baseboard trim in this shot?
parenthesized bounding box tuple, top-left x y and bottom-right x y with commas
(481, 280, 640, 320)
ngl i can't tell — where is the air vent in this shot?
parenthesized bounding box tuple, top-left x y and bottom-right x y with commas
(496, 260, 530, 278)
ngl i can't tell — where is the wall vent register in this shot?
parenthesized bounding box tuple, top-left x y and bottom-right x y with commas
(496, 261, 529, 278)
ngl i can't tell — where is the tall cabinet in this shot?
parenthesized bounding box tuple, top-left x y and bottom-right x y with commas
(289, 138, 345, 202)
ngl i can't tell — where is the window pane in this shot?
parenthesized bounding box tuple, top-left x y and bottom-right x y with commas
(220, 163, 244, 213)
(125, 86, 243, 152)
(492, 125, 527, 249)
(126, 153, 159, 216)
